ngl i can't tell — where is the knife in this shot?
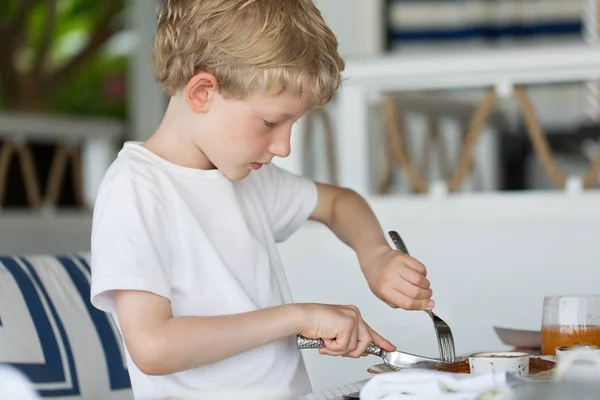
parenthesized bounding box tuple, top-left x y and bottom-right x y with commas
(296, 335, 451, 370)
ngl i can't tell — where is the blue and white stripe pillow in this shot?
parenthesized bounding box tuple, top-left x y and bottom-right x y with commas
(387, 0, 583, 47)
(0, 254, 132, 399)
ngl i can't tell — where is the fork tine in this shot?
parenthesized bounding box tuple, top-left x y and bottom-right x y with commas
(436, 333, 446, 360)
(440, 330, 453, 361)
(425, 305, 456, 362)
(438, 325, 455, 362)
(434, 320, 454, 362)
(441, 334, 452, 362)
(446, 335, 456, 362)
(428, 314, 444, 359)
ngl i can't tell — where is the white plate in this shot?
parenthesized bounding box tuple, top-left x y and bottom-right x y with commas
(494, 326, 541, 348)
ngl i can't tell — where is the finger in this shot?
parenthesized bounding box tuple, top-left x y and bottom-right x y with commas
(368, 325, 396, 352)
(397, 254, 427, 275)
(418, 275, 431, 290)
(350, 309, 361, 353)
(319, 347, 349, 357)
(345, 322, 372, 358)
(394, 275, 433, 301)
(319, 338, 348, 357)
(322, 336, 345, 353)
(386, 288, 435, 310)
(395, 263, 431, 290)
(387, 275, 433, 300)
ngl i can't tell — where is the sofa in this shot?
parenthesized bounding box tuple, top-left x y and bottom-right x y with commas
(0, 253, 133, 400)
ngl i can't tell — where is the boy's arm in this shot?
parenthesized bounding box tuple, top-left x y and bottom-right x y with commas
(114, 290, 395, 375)
(309, 183, 434, 311)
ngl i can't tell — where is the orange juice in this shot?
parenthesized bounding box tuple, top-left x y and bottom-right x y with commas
(541, 325, 600, 355)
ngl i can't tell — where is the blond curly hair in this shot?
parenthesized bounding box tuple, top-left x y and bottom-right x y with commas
(151, 0, 345, 109)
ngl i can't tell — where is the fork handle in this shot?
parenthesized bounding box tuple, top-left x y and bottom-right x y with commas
(388, 231, 409, 255)
(296, 335, 382, 356)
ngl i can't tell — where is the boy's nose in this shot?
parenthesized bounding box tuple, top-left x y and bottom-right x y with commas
(268, 130, 291, 158)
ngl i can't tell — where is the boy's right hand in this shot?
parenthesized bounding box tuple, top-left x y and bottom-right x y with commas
(297, 303, 396, 358)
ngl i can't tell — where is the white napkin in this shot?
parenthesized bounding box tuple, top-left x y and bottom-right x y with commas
(0, 364, 40, 400)
(360, 370, 516, 400)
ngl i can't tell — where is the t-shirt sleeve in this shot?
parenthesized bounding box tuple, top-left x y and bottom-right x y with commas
(90, 175, 171, 314)
(259, 164, 318, 242)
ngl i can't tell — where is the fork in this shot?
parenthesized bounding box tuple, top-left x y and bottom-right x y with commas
(388, 230, 456, 363)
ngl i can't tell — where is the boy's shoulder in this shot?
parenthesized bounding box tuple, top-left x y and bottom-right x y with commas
(97, 142, 169, 198)
(236, 162, 314, 193)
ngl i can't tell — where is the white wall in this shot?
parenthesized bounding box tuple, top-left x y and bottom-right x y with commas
(313, 0, 385, 58)
(128, 0, 166, 142)
(279, 190, 600, 392)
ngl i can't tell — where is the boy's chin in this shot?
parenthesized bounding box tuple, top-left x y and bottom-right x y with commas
(222, 166, 253, 182)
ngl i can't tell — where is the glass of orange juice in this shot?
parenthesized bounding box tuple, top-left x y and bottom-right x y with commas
(541, 295, 600, 355)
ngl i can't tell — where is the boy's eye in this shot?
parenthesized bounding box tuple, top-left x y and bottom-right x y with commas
(263, 120, 277, 129)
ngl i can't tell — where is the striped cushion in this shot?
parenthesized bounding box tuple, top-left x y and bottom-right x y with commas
(387, 0, 583, 48)
(0, 254, 132, 399)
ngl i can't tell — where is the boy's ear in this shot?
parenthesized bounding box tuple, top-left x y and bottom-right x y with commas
(185, 72, 219, 113)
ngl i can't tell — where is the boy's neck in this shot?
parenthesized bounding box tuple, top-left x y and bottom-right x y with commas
(143, 97, 215, 170)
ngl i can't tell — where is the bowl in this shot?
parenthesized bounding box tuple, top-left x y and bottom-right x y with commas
(469, 351, 530, 377)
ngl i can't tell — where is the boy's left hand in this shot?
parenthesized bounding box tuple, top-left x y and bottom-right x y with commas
(360, 246, 434, 311)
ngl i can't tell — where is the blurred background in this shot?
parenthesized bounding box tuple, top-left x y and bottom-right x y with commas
(0, 0, 598, 217)
(2, 0, 600, 397)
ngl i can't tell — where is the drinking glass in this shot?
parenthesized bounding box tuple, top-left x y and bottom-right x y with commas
(541, 295, 600, 355)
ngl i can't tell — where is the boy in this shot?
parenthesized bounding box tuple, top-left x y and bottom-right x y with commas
(90, 0, 434, 399)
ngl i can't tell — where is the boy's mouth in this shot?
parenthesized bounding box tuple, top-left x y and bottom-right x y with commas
(250, 162, 263, 170)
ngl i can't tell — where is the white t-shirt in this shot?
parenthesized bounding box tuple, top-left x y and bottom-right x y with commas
(90, 142, 318, 400)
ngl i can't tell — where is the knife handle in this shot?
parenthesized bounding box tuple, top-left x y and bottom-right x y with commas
(296, 335, 323, 349)
(296, 335, 382, 356)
